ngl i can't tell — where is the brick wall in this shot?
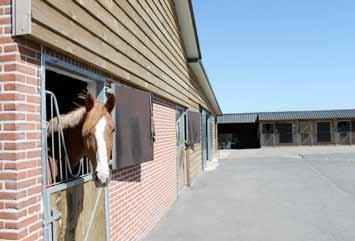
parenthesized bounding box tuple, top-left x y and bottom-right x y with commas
(109, 97, 177, 241)
(0, 1, 43, 240)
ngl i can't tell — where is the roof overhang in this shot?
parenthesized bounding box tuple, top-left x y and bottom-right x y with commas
(189, 60, 222, 115)
(174, 0, 222, 115)
(174, 0, 201, 60)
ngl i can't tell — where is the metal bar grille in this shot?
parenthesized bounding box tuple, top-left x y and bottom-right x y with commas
(46, 91, 91, 186)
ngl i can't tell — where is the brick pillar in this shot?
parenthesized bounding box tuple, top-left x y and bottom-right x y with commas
(0, 1, 43, 240)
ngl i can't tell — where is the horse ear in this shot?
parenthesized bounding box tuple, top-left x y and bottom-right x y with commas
(105, 93, 115, 113)
(85, 93, 96, 111)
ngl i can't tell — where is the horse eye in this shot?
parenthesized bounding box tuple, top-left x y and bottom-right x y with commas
(112, 128, 115, 133)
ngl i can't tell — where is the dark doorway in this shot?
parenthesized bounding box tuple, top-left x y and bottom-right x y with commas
(218, 123, 260, 149)
(317, 122, 331, 143)
(276, 123, 293, 144)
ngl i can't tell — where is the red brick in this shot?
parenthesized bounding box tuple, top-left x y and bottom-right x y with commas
(4, 7, 10, 15)
(26, 95, 41, 104)
(0, 16, 10, 24)
(0, 36, 14, 44)
(4, 63, 37, 76)
(26, 150, 41, 159)
(3, 103, 35, 112)
(5, 177, 37, 190)
(26, 114, 40, 121)
(4, 44, 18, 52)
(0, 73, 26, 81)
(0, 172, 17, 180)
(4, 83, 38, 94)
(0, 132, 26, 141)
(0, 92, 26, 101)
(4, 141, 39, 150)
(26, 132, 41, 140)
(3, 123, 37, 131)
(0, 0, 10, 5)
(0, 231, 18, 240)
(4, 159, 40, 171)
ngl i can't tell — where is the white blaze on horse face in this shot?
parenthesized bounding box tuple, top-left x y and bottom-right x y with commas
(95, 116, 110, 184)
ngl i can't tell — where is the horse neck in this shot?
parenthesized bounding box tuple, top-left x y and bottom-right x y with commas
(65, 116, 86, 168)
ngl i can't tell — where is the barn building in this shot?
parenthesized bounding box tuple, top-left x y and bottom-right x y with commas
(0, 1, 221, 241)
(218, 110, 355, 149)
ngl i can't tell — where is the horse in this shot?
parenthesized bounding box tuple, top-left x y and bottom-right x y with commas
(47, 93, 116, 186)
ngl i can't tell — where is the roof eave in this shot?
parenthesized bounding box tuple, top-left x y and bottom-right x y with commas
(188, 60, 222, 115)
(174, 0, 222, 115)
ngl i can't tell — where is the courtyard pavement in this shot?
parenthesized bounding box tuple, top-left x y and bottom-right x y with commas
(145, 146, 355, 241)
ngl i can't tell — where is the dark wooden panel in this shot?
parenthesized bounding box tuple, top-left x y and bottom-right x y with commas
(113, 85, 154, 169)
(187, 111, 201, 144)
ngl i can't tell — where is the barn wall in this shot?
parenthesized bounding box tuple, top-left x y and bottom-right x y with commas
(0, 1, 43, 239)
(29, 0, 216, 185)
(29, 0, 213, 113)
(109, 97, 177, 241)
(2, 1, 220, 240)
(260, 119, 355, 147)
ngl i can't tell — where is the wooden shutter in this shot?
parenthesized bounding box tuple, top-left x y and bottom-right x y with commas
(187, 111, 200, 144)
(112, 84, 154, 169)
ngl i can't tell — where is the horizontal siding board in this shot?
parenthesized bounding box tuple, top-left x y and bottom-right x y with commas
(119, 0, 206, 105)
(32, 0, 194, 107)
(146, 0, 181, 47)
(30, 0, 212, 112)
(93, 0, 200, 103)
(132, 0, 185, 61)
(31, 21, 187, 107)
(116, 0, 190, 79)
(71, 0, 200, 104)
(158, 0, 180, 36)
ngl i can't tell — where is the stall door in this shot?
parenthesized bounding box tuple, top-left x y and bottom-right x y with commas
(317, 122, 331, 143)
(207, 115, 213, 161)
(300, 122, 313, 145)
(276, 123, 293, 144)
(176, 108, 186, 193)
(201, 110, 208, 169)
(337, 121, 351, 145)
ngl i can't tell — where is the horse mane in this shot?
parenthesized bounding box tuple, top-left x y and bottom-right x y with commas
(82, 103, 108, 137)
(47, 107, 87, 136)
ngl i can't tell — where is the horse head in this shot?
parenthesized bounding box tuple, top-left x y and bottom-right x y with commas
(82, 93, 115, 187)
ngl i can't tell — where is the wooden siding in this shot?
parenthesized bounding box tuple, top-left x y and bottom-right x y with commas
(30, 0, 212, 112)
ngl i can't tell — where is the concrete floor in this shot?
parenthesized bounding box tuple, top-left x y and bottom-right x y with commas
(145, 147, 355, 241)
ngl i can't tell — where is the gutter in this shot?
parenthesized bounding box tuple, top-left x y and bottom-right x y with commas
(174, 0, 222, 115)
(188, 59, 222, 115)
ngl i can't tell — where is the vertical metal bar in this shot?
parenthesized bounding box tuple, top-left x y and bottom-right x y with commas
(50, 95, 55, 184)
(40, 49, 51, 241)
(104, 186, 111, 241)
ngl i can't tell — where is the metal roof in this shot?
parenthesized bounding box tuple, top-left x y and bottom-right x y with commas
(258, 109, 355, 121)
(218, 109, 355, 124)
(217, 113, 258, 124)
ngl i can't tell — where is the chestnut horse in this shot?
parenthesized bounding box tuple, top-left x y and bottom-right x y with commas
(47, 93, 115, 186)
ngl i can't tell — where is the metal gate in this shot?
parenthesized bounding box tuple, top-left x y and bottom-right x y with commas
(299, 122, 313, 145)
(336, 121, 351, 145)
(176, 107, 187, 193)
(41, 51, 110, 241)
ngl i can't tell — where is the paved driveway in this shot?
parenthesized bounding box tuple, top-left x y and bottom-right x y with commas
(145, 147, 355, 241)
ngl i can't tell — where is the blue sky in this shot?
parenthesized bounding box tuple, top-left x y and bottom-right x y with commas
(193, 0, 355, 113)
